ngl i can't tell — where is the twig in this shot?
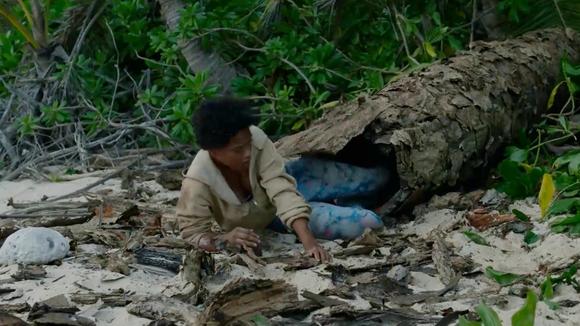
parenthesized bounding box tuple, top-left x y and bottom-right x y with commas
(390, 6, 420, 66)
(0, 129, 18, 168)
(105, 20, 121, 118)
(0, 211, 90, 218)
(63, 0, 106, 95)
(45, 159, 138, 202)
(470, 0, 477, 49)
(0, 93, 15, 126)
(552, 0, 568, 31)
(234, 42, 317, 94)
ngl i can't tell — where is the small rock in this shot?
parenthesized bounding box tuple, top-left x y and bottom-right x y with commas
(480, 189, 508, 207)
(0, 227, 69, 265)
(101, 271, 127, 282)
(400, 247, 417, 258)
(387, 265, 409, 282)
(508, 284, 529, 298)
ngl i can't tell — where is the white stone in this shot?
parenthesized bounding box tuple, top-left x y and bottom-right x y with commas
(0, 227, 70, 265)
(387, 264, 409, 282)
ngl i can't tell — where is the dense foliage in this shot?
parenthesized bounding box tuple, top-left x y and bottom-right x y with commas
(2, 0, 576, 148)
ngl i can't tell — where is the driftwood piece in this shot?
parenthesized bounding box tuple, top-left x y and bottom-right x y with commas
(200, 279, 319, 325)
(32, 313, 95, 326)
(301, 290, 348, 307)
(44, 161, 136, 202)
(276, 29, 580, 212)
(0, 287, 15, 294)
(29, 294, 79, 320)
(127, 295, 200, 324)
(0, 201, 95, 242)
(262, 255, 318, 271)
(313, 305, 441, 324)
(70, 289, 132, 307)
(466, 208, 517, 231)
(147, 320, 176, 326)
(0, 302, 30, 313)
(11, 265, 47, 281)
(134, 247, 183, 273)
(388, 275, 460, 306)
(431, 230, 458, 285)
(0, 313, 28, 326)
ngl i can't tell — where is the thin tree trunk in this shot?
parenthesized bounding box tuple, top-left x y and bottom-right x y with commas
(158, 0, 242, 93)
(276, 28, 580, 213)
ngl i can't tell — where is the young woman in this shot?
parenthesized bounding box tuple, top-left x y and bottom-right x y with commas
(177, 98, 389, 263)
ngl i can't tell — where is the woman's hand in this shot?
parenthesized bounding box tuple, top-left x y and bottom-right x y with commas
(291, 218, 331, 263)
(302, 237, 331, 263)
(222, 227, 261, 252)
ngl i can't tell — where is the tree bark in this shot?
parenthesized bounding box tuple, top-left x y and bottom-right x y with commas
(276, 28, 580, 213)
(157, 0, 242, 93)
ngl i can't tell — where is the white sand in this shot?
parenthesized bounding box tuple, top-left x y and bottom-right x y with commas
(1, 174, 580, 325)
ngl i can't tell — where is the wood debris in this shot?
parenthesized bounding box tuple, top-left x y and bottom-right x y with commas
(0, 313, 28, 326)
(11, 265, 47, 281)
(466, 208, 517, 231)
(200, 279, 319, 325)
(127, 295, 199, 324)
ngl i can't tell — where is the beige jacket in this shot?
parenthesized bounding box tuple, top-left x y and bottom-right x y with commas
(177, 126, 311, 247)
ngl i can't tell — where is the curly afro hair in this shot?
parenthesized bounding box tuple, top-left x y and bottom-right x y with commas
(192, 97, 260, 150)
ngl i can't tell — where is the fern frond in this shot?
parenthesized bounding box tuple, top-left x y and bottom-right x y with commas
(259, 0, 284, 28)
(510, 0, 580, 35)
(0, 4, 38, 48)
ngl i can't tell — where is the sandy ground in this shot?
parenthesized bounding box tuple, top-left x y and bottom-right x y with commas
(1, 172, 580, 325)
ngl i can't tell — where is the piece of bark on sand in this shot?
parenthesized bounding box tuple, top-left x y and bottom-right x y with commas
(275, 28, 580, 214)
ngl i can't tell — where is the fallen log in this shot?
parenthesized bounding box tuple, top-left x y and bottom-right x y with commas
(276, 28, 580, 213)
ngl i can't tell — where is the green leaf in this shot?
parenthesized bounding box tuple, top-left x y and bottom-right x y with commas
(543, 299, 560, 310)
(569, 154, 580, 176)
(476, 302, 503, 326)
(547, 81, 565, 109)
(459, 316, 482, 326)
(523, 230, 539, 245)
(551, 214, 580, 228)
(548, 198, 580, 216)
(554, 150, 580, 170)
(562, 59, 580, 77)
(541, 276, 554, 300)
(539, 174, 556, 218)
(511, 290, 537, 326)
(507, 146, 528, 163)
(512, 209, 530, 222)
(424, 41, 437, 58)
(464, 231, 490, 246)
(250, 314, 271, 326)
(485, 267, 525, 286)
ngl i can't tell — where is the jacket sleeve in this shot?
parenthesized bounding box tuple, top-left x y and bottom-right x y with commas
(258, 137, 311, 229)
(176, 178, 214, 247)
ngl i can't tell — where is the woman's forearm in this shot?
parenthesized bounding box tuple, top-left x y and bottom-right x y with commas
(291, 218, 316, 244)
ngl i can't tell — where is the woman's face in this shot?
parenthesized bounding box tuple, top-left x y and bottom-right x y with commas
(209, 128, 252, 173)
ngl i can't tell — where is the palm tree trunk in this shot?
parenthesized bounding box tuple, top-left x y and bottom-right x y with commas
(158, 0, 241, 93)
(275, 28, 580, 214)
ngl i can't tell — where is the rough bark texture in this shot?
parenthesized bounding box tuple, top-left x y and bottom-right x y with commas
(158, 0, 242, 93)
(276, 28, 580, 211)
